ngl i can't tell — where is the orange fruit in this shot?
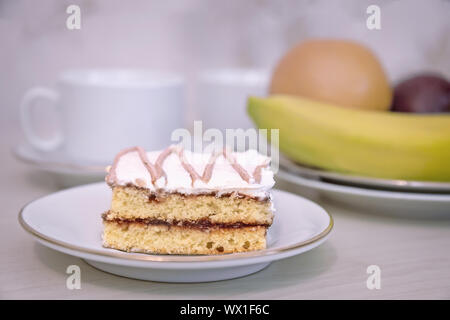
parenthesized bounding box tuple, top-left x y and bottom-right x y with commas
(270, 39, 392, 111)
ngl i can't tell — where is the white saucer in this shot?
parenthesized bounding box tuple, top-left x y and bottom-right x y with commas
(277, 170, 450, 218)
(19, 183, 332, 283)
(12, 143, 106, 187)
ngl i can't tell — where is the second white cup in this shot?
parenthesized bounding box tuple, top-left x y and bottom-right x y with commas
(194, 69, 269, 132)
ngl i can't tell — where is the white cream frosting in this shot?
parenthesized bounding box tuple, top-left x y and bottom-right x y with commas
(111, 148, 275, 198)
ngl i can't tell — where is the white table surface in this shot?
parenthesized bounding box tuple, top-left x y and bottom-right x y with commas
(1, 138, 449, 300)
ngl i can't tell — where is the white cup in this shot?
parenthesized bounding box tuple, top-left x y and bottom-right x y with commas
(194, 69, 269, 132)
(20, 69, 184, 164)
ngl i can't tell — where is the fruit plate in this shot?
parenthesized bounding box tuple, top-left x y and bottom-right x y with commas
(19, 183, 333, 283)
(279, 156, 450, 194)
(277, 169, 450, 218)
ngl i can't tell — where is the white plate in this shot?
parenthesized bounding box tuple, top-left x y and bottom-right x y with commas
(19, 183, 333, 282)
(279, 156, 450, 193)
(12, 144, 106, 187)
(277, 170, 450, 218)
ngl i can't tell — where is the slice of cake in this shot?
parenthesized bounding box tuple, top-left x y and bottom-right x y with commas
(102, 145, 275, 255)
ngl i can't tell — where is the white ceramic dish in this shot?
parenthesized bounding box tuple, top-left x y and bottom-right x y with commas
(277, 170, 450, 218)
(12, 144, 105, 187)
(279, 156, 450, 193)
(19, 183, 333, 282)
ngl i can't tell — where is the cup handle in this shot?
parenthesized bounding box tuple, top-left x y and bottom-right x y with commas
(20, 87, 63, 151)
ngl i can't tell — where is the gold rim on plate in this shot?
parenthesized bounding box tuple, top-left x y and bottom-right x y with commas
(18, 193, 333, 263)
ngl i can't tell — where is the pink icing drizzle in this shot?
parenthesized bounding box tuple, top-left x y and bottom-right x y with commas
(106, 145, 270, 187)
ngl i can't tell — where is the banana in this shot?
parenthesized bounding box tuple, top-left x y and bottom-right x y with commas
(248, 95, 450, 182)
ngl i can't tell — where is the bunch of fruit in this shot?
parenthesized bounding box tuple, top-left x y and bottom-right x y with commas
(248, 40, 450, 181)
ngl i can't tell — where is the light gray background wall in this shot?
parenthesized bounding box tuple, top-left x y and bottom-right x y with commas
(1, 0, 449, 138)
